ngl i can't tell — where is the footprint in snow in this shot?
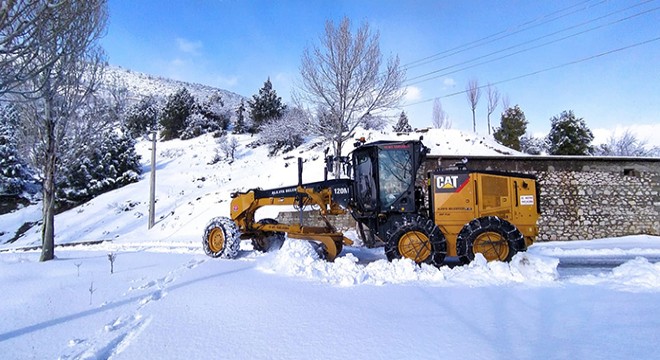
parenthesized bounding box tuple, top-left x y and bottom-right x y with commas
(186, 258, 206, 269)
(138, 289, 166, 306)
(62, 315, 152, 360)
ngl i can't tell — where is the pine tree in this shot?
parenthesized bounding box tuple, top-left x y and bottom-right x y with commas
(160, 88, 196, 140)
(125, 96, 160, 139)
(233, 100, 248, 134)
(392, 111, 413, 133)
(546, 110, 594, 155)
(493, 105, 528, 151)
(362, 113, 387, 130)
(59, 131, 141, 203)
(0, 104, 30, 196)
(182, 92, 230, 139)
(247, 78, 286, 133)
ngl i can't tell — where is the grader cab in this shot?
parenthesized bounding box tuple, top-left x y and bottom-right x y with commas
(202, 139, 540, 266)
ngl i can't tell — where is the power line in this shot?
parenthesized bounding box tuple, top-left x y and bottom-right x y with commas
(405, 3, 660, 86)
(400, 35, 660, 108)
(403, 0, 607, 70)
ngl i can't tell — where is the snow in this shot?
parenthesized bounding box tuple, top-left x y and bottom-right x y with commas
(1, 129, 659, 359)
(102, 66, 245, 111)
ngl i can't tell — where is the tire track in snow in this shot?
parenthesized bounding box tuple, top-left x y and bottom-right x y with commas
(58, 258, 206, 359)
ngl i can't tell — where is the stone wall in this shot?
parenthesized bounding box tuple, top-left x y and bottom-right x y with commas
(277, 156, 660, 242)
(536, 170, 658, 240)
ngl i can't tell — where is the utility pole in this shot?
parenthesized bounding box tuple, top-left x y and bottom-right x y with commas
(148, 128, 156, 229)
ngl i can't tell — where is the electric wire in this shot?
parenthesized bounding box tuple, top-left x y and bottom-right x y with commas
(405, 3, 660, 86)
(403, 0, 608, 70)
(399, 35, 660, 108)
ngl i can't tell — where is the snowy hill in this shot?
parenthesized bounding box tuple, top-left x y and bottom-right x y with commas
(1, 126, 660, 359)
(101, 66, 246, 108)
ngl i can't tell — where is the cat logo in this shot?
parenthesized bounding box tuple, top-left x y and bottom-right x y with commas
(434, 174, 469, 193)
(437, 175, 459, 189)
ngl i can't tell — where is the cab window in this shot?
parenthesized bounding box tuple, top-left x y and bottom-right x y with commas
(378, 149, 412, 208)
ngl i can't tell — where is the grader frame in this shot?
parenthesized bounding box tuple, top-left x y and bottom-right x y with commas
(228, 177, 354, 261)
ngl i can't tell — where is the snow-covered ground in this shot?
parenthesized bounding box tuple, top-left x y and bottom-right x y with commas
(1, 129, 659, 359)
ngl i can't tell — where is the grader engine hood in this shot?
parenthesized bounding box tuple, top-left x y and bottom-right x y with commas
(434, 173, 470, 193)
(329, 180, 353, 208)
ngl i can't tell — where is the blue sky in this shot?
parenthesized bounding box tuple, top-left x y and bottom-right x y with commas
(102, 0, 660, 145)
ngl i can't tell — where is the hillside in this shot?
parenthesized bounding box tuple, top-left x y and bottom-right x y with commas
(101, 66, 246, 108)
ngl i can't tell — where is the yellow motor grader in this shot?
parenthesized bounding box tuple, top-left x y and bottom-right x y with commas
(203, 139, 540, 266)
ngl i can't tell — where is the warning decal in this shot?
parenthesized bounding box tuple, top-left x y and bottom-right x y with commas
(520, 195, 535, 206)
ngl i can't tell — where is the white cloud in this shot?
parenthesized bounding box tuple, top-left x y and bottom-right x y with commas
(214, 75, 239, 88)
(164, 58, 190, 80)
(403, 86, 422, 102)
(162, 57, 241, 91)
(176, 37, 203, 55)
(169, 58, 186, 67)
(273, 72, 291, 86)
(443, 78, 456, 88)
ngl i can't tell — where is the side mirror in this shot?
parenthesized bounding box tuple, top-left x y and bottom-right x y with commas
(325, 155, 334, 173)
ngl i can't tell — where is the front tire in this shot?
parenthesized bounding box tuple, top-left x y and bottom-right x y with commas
(456, 216, 525, 264)
(252, 218, 285, 252)
(203, 217, 240, 258)
(385, 215, 446, 267)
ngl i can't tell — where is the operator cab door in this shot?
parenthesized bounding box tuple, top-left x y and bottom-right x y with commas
(354, 150, 378, 212)
(352, 142, 417, 214)
(377, 145, 416, 212)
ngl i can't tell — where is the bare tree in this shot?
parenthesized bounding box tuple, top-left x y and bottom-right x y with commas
(431, 98, 450, 129)
(296, 17, 405, 177)
(501, 94, 511, 112)
(259, 107, 308, 155)
(486, 84, 499, 135)
(465, 78, 481, 133)
(0, 0, 83, 96)
(596, 130, 659, 157)
(104, 73, 129, 126)
(11, 0, 108, 262)
(218, 135, 240, 162)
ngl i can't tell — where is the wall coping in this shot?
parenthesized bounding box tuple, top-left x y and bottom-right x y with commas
(428, 155, 660, 162)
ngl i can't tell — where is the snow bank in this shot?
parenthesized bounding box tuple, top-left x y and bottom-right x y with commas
(569, 257, 660, 292)
(529, 235, 660, 255)
(259, 237, 660, 291)
(259, 239, 560, 287)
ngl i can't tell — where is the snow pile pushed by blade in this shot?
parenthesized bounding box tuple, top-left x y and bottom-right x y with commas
(260, 239, 559, 287)
(569, 257, 660, 291)
(445, 252, 559, 286)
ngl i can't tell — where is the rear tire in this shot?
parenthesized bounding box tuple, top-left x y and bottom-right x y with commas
(252, 218, 285, 252)
(456, 216, 525, 264)
(203, 217, 240, 258)
(385, 215, 446, 267)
